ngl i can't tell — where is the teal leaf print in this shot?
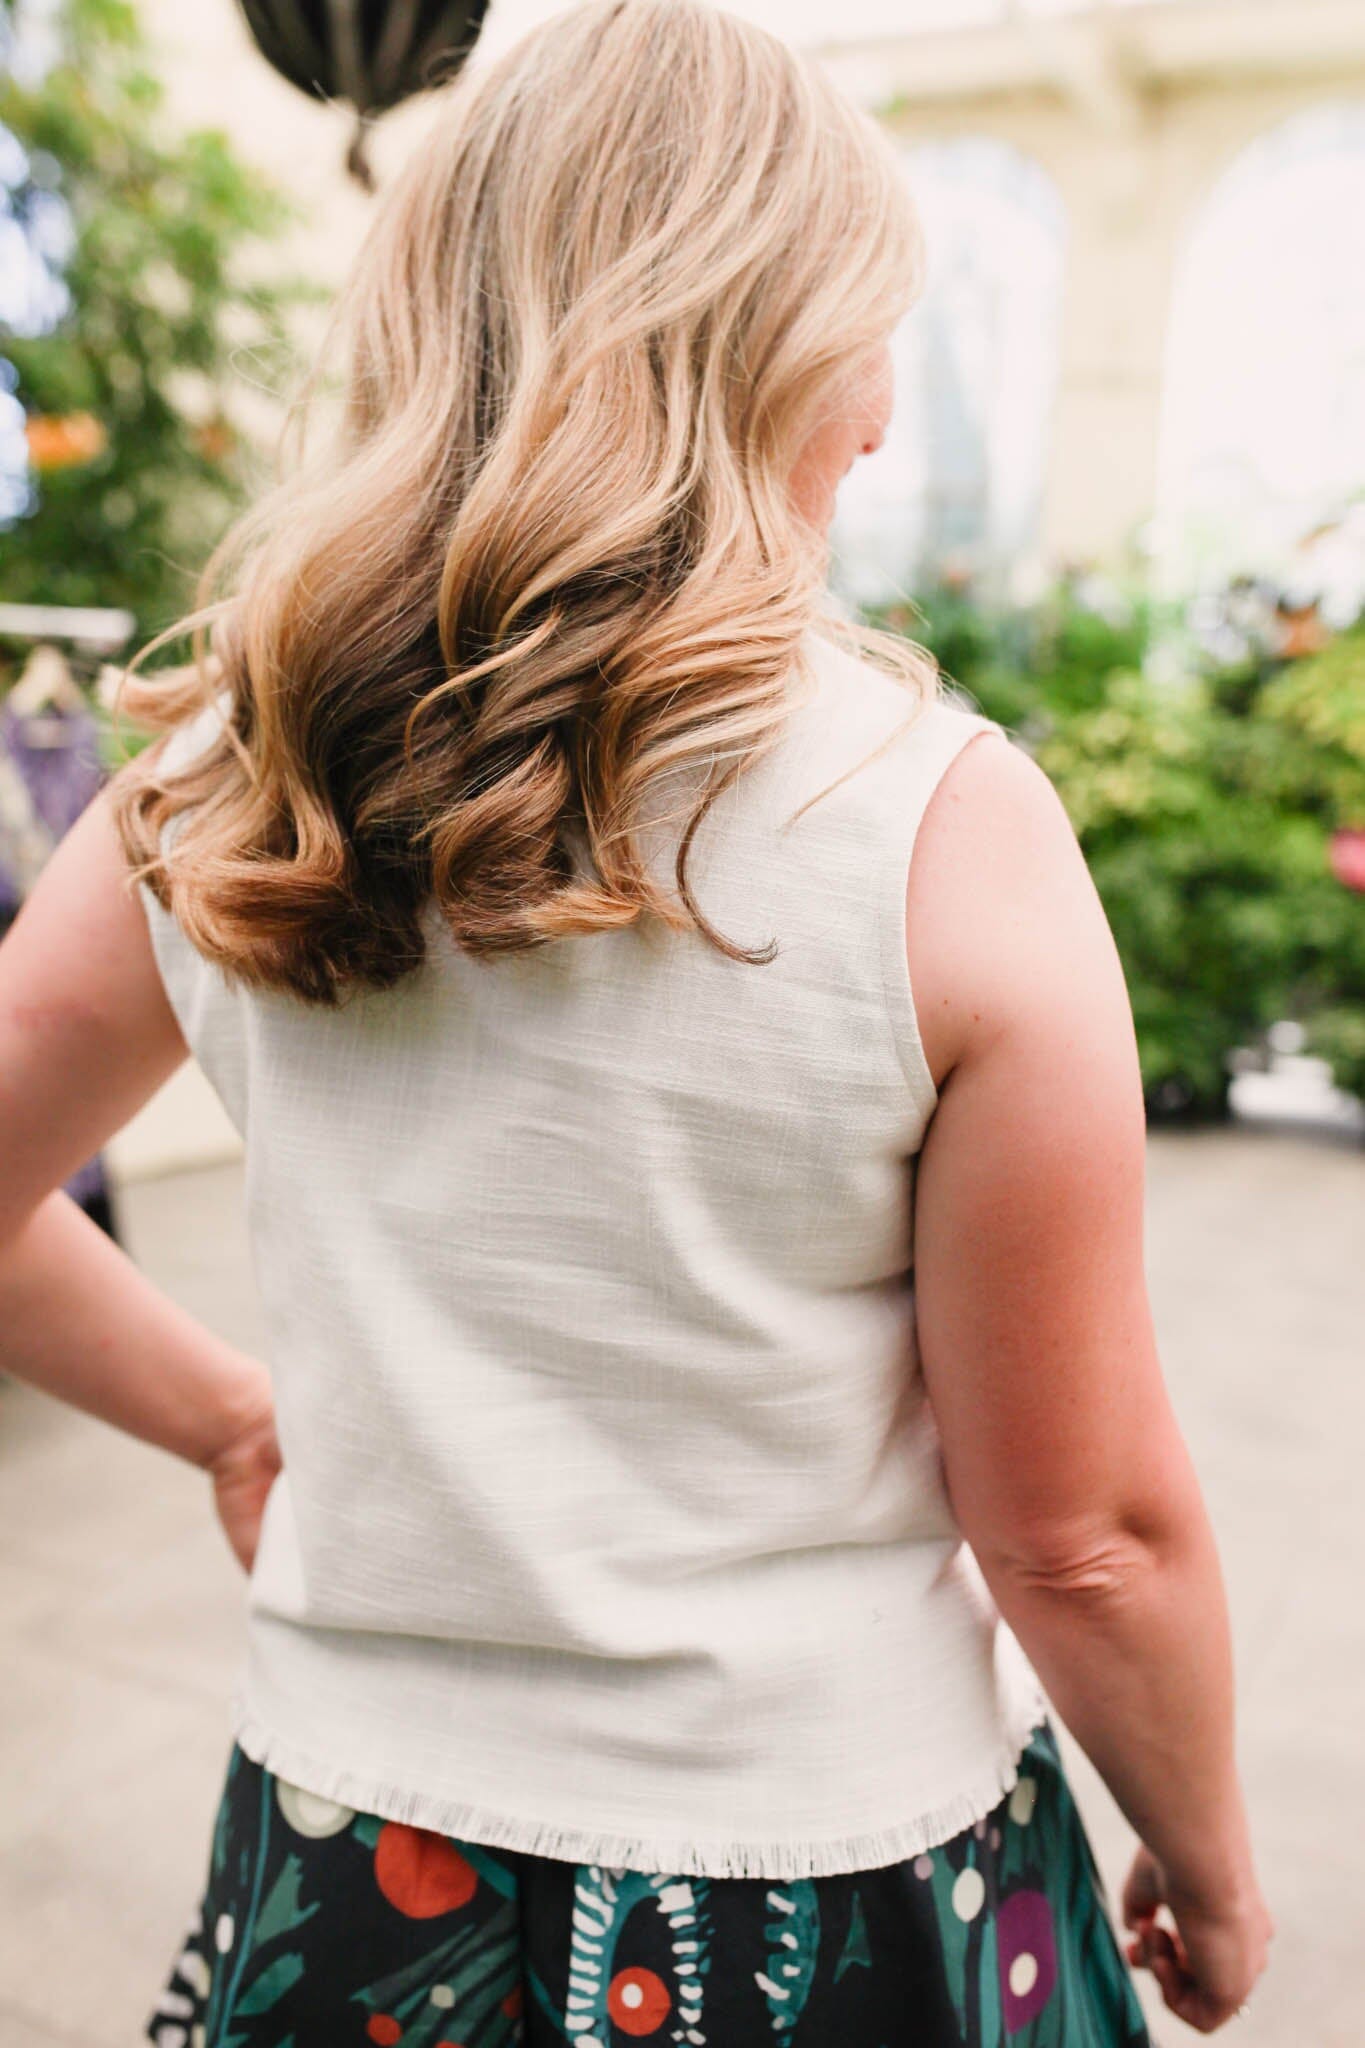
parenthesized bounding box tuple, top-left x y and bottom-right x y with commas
(458, 1840, 519, 1902)
(658, 1870, 713, 2041)
(210, 1747, 242, 1884)
(562, 1865, 639, 2037)
(208, 1772, 275, 2039)
(553, 1866, 715, 2043)
(924, 1844, 977, 2026)
(254, 1852, 320, 1948)
(236, 1950, 306, 2015)
(974, 1908, 1003, 2043)
(834, 1888, 872, 1983)
(353, 1896, 520, 2047)
(757, 1880, 819, 2034)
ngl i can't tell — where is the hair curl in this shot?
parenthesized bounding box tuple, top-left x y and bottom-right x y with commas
(111, 0, 939, 1006)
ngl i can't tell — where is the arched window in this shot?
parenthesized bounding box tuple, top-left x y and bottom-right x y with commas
(829, 136, 1066, 608)
(1154, 104, 1365, 598)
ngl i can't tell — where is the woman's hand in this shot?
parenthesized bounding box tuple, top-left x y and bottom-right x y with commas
(208, 1395, 283, 1573)
(1122, 1846, 1273, 2033)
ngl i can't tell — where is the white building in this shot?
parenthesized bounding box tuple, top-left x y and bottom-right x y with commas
(125, 0, 1365, 604)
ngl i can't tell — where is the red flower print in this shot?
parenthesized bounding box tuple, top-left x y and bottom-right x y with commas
(607, 1965, 671, 2035)
(373, 1823, 478, 1918)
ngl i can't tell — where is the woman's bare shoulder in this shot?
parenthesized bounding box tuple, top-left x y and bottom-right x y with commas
(906, 724, 1131, 1099)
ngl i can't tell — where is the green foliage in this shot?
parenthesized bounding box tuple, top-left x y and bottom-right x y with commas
(881, 579, 1165, 736)
(1256, 625, 1365, 818)
(866, 589, 1365, 1116)
(0, 0, 317, 643)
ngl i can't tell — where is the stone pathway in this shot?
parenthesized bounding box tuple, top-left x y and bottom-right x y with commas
(0, 1122, 1360, 2045)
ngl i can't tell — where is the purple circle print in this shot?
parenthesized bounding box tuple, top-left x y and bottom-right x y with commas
(997, 1887, 1058, 2032)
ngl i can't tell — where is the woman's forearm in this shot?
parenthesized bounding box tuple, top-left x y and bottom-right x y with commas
(980, 1488, 1256, 1908)
(0, 1188, 268, 1470)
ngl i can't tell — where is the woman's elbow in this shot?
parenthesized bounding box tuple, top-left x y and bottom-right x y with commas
(973, 1491, 1209, 1612)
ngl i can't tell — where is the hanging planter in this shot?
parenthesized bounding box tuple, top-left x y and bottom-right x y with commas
(234, 0, 492, 188)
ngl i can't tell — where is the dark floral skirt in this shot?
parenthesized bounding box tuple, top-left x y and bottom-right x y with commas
(146, 1718, 1151, 2046)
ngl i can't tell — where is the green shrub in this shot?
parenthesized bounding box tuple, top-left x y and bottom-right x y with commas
(0, 0, 315, 646)
(867, 590, 1365, 1116)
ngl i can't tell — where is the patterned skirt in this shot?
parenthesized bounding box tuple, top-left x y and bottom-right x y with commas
(146, 1718, 1152, 2047)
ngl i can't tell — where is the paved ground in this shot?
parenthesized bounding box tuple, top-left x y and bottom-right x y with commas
(1, 1120, 1361, 2047)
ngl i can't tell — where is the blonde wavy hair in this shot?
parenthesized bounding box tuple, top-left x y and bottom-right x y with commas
(112, 0, 938, 1006)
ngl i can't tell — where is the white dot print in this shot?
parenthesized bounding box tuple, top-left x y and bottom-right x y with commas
(1009, 1775, 1038, 1826)
(214, 1913, 234, 1953)
(179, 1951, 210, 1999)
(275, 1779, 355, 1839)
(1009, 1952, 1040, 1998)
(952, 1867, 985, 1921)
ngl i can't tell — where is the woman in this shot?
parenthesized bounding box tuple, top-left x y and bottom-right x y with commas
(0, 1, 1271, 2040)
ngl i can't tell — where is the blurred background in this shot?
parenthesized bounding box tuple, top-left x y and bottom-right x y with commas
(1, 2, 1362, 2044)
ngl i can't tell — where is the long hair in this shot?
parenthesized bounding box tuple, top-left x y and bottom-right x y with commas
(111, 0, 938, 1006)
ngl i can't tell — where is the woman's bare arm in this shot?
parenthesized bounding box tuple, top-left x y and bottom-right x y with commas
(0, 781, 274, 1500)
(905, 730, 1272, 2033)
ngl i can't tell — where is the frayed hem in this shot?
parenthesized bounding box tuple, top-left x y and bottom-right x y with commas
(228, 1682, 1051, 1881)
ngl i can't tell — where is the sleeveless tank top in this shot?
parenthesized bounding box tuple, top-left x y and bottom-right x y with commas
(137, 624, 1047, 1879)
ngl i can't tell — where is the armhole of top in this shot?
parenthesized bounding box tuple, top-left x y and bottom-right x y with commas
(879, 709, 1008, 1129)
(135, 851, 250, 1137)
(137, 877, 197, 1047)
(133, 691, 234, 1050)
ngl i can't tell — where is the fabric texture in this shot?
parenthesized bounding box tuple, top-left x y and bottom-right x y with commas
(137, 623, 1048, 1879)
(145, 1719, 1152, 2048)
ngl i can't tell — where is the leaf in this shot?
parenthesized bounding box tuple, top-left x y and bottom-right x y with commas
(254, 1852, 319, 1948)
(235, 1949, 305, 2016)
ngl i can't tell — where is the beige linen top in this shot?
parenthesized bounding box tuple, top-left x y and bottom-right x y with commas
(139, 623, 1046, 1880)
